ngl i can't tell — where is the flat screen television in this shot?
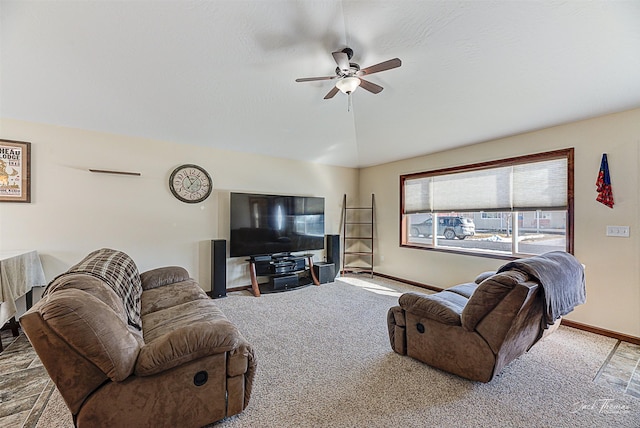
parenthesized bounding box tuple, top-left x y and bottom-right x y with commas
(229, 192, 325, 258)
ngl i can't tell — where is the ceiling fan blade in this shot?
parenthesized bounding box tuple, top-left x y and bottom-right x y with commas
(323, 86, 340, 99)
(295, 76, 337, 82)
(358, 58, 402, 76)
(332, 51, 350, 71)
(359, 78, 383, 94)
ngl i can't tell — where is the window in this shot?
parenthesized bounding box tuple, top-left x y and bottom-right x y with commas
(481, 212, 500, 219)
(400, 149, 574, 258)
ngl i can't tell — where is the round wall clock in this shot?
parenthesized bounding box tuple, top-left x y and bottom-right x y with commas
(169, 164, 213, 203)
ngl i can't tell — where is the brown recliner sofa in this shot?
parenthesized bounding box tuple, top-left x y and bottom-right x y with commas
(20, 248, 256, 427)
(387, 251, 585, 382)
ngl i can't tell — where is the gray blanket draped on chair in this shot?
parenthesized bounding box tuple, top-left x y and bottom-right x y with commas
(497, 251, 586, 328)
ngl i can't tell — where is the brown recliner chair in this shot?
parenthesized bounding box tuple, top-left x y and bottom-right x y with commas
(21, 249, 256, 427)
(387, 251, 585, 382)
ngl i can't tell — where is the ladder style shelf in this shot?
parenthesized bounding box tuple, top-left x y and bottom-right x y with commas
(342, 194, 374, 277)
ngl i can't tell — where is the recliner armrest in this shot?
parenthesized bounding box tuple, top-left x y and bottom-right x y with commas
(135, 319, 240, 376)
(399, 291, 466, 326)
(34, 288, 140, 382)
(140, 266, 190, 290)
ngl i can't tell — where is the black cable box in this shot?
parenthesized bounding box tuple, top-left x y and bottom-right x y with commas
(271, 261, 296, 274)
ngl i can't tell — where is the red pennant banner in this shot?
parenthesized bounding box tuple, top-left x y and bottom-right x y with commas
(595, 153, 614, 208)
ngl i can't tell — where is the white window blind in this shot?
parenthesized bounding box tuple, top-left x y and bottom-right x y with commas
(403, 157, 567, 214)
(512, 159, 567, 210)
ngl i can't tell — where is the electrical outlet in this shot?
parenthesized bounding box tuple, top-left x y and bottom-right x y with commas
(606, 226, 630, 237)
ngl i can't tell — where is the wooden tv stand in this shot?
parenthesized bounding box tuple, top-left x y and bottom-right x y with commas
(247, 253, 320, 297)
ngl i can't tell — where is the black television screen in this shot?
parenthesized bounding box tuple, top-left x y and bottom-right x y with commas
(229, 192, 325, 258)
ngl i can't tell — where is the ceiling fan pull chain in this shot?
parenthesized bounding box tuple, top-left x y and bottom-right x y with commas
(348, 92, 353, 112)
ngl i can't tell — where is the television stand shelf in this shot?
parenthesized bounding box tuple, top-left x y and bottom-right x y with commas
(247, 254, 320, 297)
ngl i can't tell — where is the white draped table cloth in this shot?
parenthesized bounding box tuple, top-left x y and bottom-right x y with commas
(0, 250, 46, 327)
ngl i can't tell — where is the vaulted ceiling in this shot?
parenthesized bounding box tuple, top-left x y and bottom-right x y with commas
(2, 1, 639, 168)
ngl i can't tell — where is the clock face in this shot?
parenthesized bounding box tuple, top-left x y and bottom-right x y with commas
(169, 164, 213, 203)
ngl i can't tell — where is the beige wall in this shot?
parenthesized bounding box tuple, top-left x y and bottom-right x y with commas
(360, 108, 640, 337)
(0, 119, 358, 290)
(2, 110, 638, 337)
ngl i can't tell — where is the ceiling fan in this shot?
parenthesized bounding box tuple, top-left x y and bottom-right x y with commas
(295, 48, 402, 100)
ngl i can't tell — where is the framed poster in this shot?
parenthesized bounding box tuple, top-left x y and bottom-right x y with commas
(0, 139, 31, 203)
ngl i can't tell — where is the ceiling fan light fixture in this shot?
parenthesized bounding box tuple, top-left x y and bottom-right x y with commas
(336, 76, 361, 94)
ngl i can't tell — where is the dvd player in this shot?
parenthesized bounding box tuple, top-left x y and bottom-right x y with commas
(271, 260, 296, 274)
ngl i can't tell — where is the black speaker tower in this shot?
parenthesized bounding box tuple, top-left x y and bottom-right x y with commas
(211, 239, 227, 299)
(326, 234, 340, 278)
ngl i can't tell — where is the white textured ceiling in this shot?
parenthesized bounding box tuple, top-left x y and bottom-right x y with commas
(2, 1, 640, 168)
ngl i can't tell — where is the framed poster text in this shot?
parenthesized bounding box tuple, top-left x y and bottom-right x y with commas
(0, 139, 31, 203)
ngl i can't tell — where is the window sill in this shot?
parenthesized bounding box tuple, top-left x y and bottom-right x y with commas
(399, 243, 519, 261)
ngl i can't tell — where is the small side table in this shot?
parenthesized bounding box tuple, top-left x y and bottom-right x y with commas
(0, 250, 46, 351)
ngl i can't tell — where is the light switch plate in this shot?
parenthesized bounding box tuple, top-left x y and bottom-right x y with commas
(606, 226, 630, 237)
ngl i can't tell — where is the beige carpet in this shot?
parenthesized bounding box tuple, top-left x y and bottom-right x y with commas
(37, 276, 639, 427)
